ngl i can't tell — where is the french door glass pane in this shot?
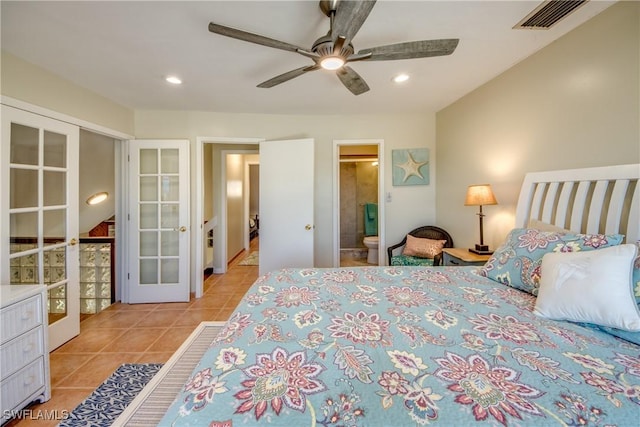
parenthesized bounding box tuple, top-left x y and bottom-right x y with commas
(140, 259, 158, 284)
(10, 123, 38, 165)
(140, 149, 158, 174)
(161, 149, 179, 173)
(9, 212, 37, 253)
(43, 130, 66, 168)
(161, 259, 179, 283)
(43, 171, 66, 205)
(160, 176, 179, 201)
(140, 204, 158, 229)
(140, 231, 158, 256)
(11, 253, 37, 284)
(140, 177, 158, 201)
(10, 169, 38, 208)
(160, 204, 179, 228)
(43, 209, 66, 247)
(48, 283, 67, 323)
(161, 231, 178, 256)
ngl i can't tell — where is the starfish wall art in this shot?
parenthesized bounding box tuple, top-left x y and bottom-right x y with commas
(392, 148, 430, 186)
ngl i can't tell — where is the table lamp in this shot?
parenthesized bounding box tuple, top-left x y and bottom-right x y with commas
(465, 184, 498, 255)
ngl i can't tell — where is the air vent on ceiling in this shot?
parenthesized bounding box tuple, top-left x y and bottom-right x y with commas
(514, 0, 588, 30)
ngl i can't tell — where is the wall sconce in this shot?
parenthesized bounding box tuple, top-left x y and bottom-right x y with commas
(86, 192, 109, 205)
(464, 184, 498, 254)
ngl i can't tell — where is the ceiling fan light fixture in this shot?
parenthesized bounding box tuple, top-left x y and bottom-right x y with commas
(320, 56, 345, 70)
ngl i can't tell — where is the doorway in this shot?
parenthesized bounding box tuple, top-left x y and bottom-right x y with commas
(194, 138, 262, 297)
(333, 139, 385, 267)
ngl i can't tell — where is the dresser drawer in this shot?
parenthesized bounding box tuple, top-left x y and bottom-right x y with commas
(0, 294, 43, 345)
(0, 357, 46, 413)
(1, 325, 45, 379)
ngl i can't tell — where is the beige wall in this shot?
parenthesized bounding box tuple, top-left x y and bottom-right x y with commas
(1, 52, 134, 135)
(135, 110, 437, 267)
(436, 1, 640, 251)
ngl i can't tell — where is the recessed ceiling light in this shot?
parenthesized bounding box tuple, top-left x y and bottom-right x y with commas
(165, 76, 182, 85)
(393, 73, 410, 84)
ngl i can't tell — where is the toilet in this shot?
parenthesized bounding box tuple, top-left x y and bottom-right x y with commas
(363, 236, 379, 264)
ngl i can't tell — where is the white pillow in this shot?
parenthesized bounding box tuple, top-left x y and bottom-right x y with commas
(534, 244, 640, 331)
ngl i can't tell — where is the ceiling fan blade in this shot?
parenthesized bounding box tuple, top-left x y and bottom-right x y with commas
(257, 65, 319, 88)
(358, 39, 459, 61)
(337, 66, 369, 95)
(332, 1, 376, 46)
(209, 22, 305, 53)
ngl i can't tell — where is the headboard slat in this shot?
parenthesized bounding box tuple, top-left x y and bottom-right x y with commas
(605, 179, 630, 236)
(570, 181, 591, 233)
(555, 181, 575, 230)
(586, 181, 608, 235)
(541, 182, 560, 224)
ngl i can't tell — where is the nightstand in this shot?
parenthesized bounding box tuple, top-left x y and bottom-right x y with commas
(442, 248, 491, 266)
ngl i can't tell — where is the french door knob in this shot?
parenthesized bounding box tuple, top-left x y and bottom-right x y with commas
(305, 224, 313, 230)
(68, 238, 78, 246)
(179, 226, 187, 232)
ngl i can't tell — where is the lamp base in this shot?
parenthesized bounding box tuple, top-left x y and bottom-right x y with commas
(469, 244, 493, 255)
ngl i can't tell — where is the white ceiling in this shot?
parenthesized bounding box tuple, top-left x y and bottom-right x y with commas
(1, 1, 614, 115)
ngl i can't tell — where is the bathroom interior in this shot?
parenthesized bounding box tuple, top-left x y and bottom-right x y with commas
(339, 144, 379, 266)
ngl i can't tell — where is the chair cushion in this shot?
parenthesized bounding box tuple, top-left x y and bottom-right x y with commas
(391, 255, 435, 266)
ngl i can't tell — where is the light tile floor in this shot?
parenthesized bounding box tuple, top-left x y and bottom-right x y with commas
(6, 239, 259, 427)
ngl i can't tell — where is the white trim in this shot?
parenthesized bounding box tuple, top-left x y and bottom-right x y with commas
(193, 137, 264, 297)
(1, 96, 134, 140)
(333, 139, 385, 266)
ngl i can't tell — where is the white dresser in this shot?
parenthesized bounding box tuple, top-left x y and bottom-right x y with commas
(1, 285, 51, 422)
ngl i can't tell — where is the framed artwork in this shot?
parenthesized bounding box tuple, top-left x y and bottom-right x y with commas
(392, 148, 429, 186)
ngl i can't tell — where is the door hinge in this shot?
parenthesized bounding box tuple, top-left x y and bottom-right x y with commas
(128, 273, 130, 280)
(128, 214, 130, 221)
(127, 154, 130, 162)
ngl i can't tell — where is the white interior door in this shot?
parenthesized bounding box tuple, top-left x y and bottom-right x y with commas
(1, 105, 80, 351)
(126, 140, 190, 303)
(259, 138, 314, 275)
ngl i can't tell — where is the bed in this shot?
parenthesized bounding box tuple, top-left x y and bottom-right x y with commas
(117, 164, 640, 426)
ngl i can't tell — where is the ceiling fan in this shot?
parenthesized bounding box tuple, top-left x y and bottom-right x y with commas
(208, 0, 459, 95)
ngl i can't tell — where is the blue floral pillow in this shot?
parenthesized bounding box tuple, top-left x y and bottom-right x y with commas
(480, 228, 624, 295)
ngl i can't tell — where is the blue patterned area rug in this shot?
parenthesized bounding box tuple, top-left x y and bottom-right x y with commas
(58, 363, 162, 427)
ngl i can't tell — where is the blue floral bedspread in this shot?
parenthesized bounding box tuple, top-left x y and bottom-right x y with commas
(160, 267, 640, 426)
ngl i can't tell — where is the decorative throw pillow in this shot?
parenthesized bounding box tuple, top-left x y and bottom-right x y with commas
(402, 235, 447, 259)
(480, 228, 624, 295)
(533, 244, 640, 331)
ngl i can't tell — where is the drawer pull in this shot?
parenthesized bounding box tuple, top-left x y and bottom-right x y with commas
(24, 375, 35, 386)
(23, 342, 34, 352)
(21, 310, 34, 320)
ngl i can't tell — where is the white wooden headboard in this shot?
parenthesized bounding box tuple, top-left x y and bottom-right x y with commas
(515, 164, 640, 243)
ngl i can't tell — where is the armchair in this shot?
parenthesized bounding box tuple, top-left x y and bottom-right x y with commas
(387, 226, 454, 266)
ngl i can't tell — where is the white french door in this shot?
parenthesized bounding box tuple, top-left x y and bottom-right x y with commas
(1, 105, 80, 351)
(126, 140, 190, 303)
(259, 138, 314, 275)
